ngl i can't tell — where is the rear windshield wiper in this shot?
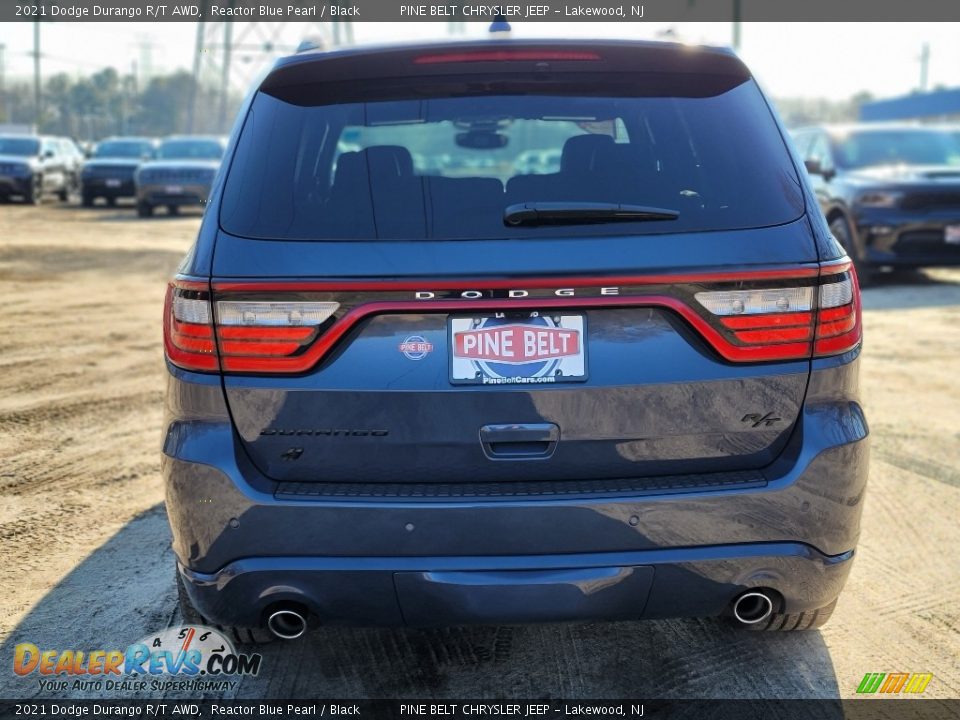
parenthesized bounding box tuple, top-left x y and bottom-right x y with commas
(504, 202, 680, 227)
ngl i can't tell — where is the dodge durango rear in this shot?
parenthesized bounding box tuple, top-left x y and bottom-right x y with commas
(162, 39, 868, 643)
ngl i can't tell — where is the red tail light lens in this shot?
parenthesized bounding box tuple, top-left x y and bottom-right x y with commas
(214, 300, 339, 373)
(164, 283, 340, 373)
(694, 285, 815, 360)
(814, 268, 862, 357)
(414, 50, 601, 65)
(163, 281, 218, 372)
(168, 263, 861, 375)
(692, 263, 862, 361)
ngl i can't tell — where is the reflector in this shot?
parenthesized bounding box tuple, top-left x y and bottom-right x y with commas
(694, 287, 813, 316)
(216, 301, 339, 326)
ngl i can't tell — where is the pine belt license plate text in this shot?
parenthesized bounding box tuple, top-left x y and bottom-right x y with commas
(449, 312, 587, 385)
(946, 225, 960, 244)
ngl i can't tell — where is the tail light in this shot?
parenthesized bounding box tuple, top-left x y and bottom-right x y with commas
(693, 262, 862, 361)
(414, 50, 602, 64)
(215, 300, 338, 372)
(163, 281, 217, 372)
(164, 263, 862, 375)
(813, 266, 862, 357)
(164, 279, 340, 373)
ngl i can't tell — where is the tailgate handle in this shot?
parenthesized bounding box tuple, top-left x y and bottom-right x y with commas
(480, 423, 559, 460)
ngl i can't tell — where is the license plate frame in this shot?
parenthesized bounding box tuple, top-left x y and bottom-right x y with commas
(448, 311, 588, 386)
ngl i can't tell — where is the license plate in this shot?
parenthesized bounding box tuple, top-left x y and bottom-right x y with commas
(105, 179, 121, 188)
(449, 312, 587, 385)
(165, 185, 184, 194)
(946, 225, 960, 244)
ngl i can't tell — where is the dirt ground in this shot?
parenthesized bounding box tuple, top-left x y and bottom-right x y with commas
(0, 202, 958, 701)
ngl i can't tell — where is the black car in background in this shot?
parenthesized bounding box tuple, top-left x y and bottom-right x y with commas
(0, 135, 78, 204)
(135, 136, 226, 217)
(81, 136, 158, 206)
(793, 124, 960, 280)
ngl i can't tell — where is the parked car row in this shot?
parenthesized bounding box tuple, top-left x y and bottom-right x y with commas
(792, 123, 960, 280)
(0, 133, 227, 216)
(0, 135, 84, 204)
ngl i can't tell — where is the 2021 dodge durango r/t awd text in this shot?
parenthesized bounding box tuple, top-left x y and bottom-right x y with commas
(163, 40, 868, 643)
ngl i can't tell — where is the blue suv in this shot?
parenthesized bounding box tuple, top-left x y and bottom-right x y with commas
(163, 40, 868, 643)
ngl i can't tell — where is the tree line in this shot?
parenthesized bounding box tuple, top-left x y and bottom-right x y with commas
(0, 67, 241, 140)
(0, 65, 882, 140)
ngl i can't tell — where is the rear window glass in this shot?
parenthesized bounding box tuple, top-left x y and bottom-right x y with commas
(158, 139, 224, 160)
(95, 140, 153, 158)
(221, 76, 803, 240)
(0, 137, 40, 156)
(833, 130, 960, 169)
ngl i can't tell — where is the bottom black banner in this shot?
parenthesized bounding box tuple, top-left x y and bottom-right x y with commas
(1, 700, 959, 720)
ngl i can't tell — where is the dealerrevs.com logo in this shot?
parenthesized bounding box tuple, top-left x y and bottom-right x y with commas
(13, 625, 262, 693)
(856, 672, 933, 695)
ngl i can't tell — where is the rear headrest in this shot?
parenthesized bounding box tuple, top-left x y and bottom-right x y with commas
(332, 151, 365, 188)
(333, 146, 416, 191)
(561, 134, 616, 174)
(364, 145, 414, 178)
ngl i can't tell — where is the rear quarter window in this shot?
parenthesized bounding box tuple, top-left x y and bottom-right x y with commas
(220, 73, 804, 241)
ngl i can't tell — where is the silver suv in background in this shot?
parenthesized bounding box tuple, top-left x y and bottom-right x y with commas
(0, 135, 79, 204)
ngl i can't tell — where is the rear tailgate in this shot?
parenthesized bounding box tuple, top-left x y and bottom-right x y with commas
(200, 41, 825, 487)
(210, 224, 817, 484)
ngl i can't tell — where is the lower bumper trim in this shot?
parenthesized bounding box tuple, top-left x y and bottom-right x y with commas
(179, 543, 854, 629)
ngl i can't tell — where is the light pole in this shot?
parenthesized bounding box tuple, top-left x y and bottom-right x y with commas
(34, 22, 42, 128)
(0, 43, 7, 123)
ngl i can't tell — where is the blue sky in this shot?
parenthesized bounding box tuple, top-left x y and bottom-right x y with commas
(1, 22, 958, 101)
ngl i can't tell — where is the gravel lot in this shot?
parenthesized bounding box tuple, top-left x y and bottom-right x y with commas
(0, 202, 958, 701)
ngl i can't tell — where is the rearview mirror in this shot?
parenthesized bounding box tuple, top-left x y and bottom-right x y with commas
(43, 149, 56, 159)
(455, 132, 508, 150)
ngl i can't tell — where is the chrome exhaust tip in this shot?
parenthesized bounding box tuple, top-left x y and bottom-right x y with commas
(732, 591, 774, 625)
(267, 609, 307, 640)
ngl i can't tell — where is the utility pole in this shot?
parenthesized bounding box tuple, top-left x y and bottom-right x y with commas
(919, 42, 930, 92)
(33, 22, 42, 129)
(0, 43, 6, 123)
(135, 36, 157, 88)
(190, 19, 344, 134)
(187, 18, 206, 133)
(218, 20, 233, 132)
(331, 21, 354, 45)
(731, 0, 741, 51)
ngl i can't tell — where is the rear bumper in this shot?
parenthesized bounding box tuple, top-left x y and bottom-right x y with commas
(82, 177, 136, 197)
(164, 352, 868, 628)
(0, 175, 32, 196)
(856, 213, 960, 267)
(137, 182, 211, 207)
(178, 543, 854, 628)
